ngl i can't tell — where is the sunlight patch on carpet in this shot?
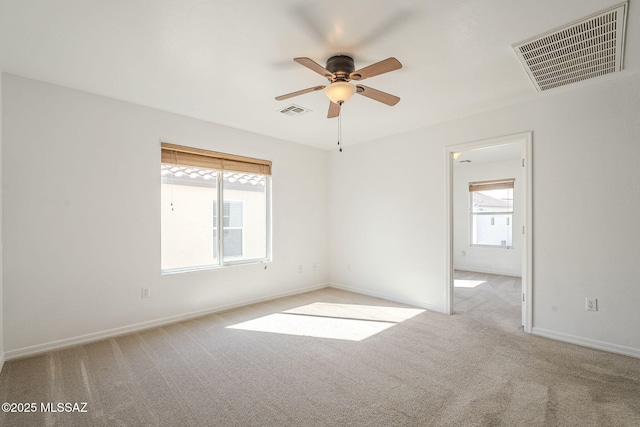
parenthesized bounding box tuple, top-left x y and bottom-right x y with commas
(226, 303, 424, 341)
(454, 279, 486, 288)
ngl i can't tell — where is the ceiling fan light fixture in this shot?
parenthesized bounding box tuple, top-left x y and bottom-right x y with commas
(324, 81, 356, 104)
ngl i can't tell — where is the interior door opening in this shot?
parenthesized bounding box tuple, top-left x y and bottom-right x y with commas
(445, 133, 532, 333)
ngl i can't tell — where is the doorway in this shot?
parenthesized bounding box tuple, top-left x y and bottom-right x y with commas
(445, 132, 532, 332)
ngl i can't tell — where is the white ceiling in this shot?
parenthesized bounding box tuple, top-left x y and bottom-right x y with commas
(1, 0, 638, 150)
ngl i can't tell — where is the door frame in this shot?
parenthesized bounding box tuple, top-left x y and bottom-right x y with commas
(444, 132, 533, 333)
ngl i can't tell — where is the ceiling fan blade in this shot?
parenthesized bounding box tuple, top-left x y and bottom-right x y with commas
(294, 57, 335, 80)
(355, 84, 400, 106)
(275, 85, 325, 101)
(327, 101, 341, 118)
(350, 57, 402, 81)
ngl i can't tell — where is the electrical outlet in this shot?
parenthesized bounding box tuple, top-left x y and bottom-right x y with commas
(313, 263, 317, 271)
(586, 297, 597, 311)
(298, 264, 303, 273)
(141, 287, 151, 298)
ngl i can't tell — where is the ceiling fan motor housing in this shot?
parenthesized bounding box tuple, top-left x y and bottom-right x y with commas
(275, 55, 401, 114)
(326, 55, 355, 81)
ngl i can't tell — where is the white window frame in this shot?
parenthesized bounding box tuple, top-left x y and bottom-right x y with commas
(216, 173, 272, 267)
(161, 143, 273, 275)
(468, 179, 514, 249)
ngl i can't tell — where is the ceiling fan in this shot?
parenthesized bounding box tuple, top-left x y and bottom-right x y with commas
(275, 55, 402, 118)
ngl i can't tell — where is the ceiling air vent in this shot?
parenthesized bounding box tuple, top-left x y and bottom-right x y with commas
(513, 2, 628, 91)
(278, 104, 311, 116)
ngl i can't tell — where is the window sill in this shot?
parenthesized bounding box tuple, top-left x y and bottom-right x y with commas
(161, 259, 271, 275)
(469, 244, 513, 249)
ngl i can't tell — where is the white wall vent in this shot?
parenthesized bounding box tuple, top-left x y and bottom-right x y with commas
(278, 104, 311, 116)
(513, 2, 628, 91)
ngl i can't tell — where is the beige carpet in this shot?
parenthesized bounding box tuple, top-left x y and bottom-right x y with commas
(1, 273, 639, 426)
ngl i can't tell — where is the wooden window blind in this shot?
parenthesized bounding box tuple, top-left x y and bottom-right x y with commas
(161, 142, 272, 176)
(468, 178, 515, 192)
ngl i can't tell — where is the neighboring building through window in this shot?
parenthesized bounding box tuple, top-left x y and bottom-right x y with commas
(160, 143, 271, 272)
(469, 178, 514, 248)
(213, 199, 244, 259)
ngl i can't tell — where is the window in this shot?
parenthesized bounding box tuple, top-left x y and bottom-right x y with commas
(469, 178, 514, 248)
(161, 143, 271, 272)
(212, 200, 244, 258)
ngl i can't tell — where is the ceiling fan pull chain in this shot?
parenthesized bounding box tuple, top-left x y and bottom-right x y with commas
(338, 104, 341, 150)
(338, 101, 343, 152)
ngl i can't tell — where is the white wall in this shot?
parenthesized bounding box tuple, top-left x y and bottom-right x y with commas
(328, 133, 447, 312)
(453, 158, 522, 276)
(329, 71, 640, 357)
(0, 72, 4, 369)
(2, 73, 329, 357)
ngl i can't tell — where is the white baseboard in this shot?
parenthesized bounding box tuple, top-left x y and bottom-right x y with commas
(5, 282, 330, 361)
(532, 327, 640, 359)
(0, 352, 5, 374)
(329, 282, 448, 314)
(453, 267, 521, 277)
